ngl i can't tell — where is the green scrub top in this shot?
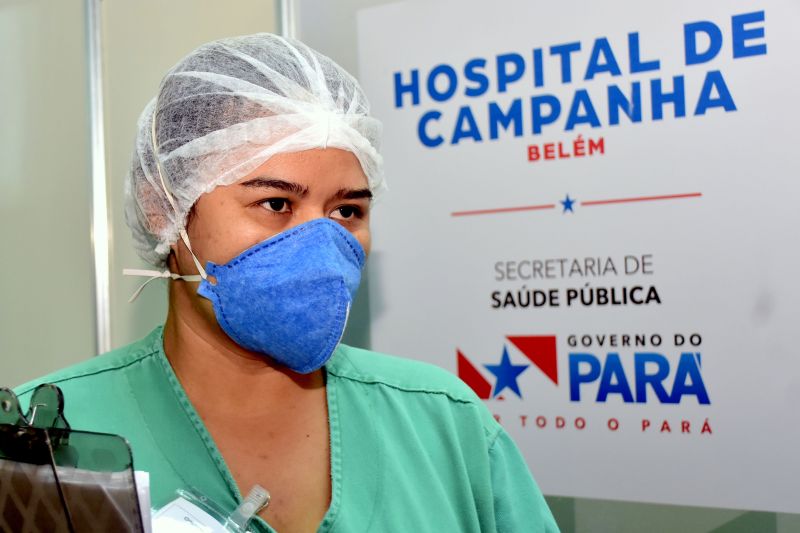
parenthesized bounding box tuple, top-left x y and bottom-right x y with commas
(15, 327, 558, 532)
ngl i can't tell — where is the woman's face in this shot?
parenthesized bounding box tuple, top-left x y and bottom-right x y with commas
(170, 147, 372, 274)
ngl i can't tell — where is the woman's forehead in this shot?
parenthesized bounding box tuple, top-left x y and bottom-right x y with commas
(233, 149, 370, 190)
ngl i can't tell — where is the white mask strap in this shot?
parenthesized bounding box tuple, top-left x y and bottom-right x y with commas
(123, 269, 203, 303)
(149, 95, 208, 280)
(122, 98, 209, 304)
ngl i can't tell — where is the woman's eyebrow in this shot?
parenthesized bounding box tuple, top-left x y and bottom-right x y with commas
(333, 188, 373, 201)
(240, 177, 309, 197)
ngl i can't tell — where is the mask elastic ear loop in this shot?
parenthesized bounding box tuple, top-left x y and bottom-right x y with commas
(122, 269, 203, 303)
(149, 97, 208, 280)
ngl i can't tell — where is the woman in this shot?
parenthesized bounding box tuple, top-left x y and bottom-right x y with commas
(16, 34, 558, 532)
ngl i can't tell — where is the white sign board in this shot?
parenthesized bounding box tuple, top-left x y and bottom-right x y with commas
(358, 0, 800, 513)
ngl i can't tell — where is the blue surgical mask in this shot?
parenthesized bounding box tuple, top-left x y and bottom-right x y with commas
(196, 218, 365, 373)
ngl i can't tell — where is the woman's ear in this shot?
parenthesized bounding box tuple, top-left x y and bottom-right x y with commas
(166, 247, 180, 273)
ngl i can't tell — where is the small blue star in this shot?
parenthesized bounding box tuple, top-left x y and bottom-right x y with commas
(485, 346, 529, 399)
(561, 194, 576, 213)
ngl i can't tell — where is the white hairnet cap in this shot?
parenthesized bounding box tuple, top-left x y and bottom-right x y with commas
(125, 33, 385, 267)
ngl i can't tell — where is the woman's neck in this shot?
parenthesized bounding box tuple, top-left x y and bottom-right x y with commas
(162, 281, 325, 418)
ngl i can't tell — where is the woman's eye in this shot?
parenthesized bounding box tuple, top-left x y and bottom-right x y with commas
(261, 198, 290, 213)
(331, 205, 362, 220)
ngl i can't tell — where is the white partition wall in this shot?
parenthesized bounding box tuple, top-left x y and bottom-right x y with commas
(0, 1, 278, 378)
(0, 0, 95, 386)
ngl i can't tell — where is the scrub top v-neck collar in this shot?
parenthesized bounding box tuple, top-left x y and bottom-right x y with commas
(133, 328, 344, 533)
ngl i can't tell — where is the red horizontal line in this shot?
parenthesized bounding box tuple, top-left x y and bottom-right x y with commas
(581, 192, 702, 207)
(451, 204, 556, 217)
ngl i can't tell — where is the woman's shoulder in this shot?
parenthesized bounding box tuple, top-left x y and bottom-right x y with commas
(13, 327, 163, 400)
(330, 344, 477, 400)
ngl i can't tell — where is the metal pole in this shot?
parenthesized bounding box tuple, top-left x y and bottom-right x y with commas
(279, 0, 296, 39)
(86, 0, 111, 354)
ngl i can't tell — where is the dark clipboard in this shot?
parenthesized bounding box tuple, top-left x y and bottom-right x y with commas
(0, 384, 145, 533)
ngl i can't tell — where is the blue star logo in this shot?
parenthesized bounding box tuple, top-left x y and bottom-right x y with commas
(484, 346, 529, 399)
(561, 194, 576, 213)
